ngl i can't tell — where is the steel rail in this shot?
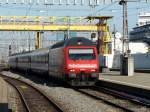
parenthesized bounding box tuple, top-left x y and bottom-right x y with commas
(4, 78, 31, 112)
(75, 88, 134, 112)
(94, 85, 150, 107)
(1, 75, 64, 112)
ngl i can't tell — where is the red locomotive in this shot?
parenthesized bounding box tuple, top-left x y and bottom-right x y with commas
(9, 37, 100, 86)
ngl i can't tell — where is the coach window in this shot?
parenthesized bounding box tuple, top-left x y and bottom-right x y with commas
(36, 56, 38, 63)
(41, 55, 43, 63)
(40, 55, 42, 63)
(34, 56, 36, 63)
(32, 56, 34, 63)
(46, 55, 48, 63)
(38, 56, 40, 63)
(43, 55, 45, 63)
(42, 55, 45, 63)
(41, 55, 44, 63)
(35, 56, 37, 63)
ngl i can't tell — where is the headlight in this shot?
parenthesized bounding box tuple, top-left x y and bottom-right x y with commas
(91, 69, 96, 72)
(69, 69, 75, 72)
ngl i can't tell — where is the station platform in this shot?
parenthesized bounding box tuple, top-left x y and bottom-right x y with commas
(0, 75, 23, 111)
(0, 77, 8, 103)
(99, 71, 150, 90)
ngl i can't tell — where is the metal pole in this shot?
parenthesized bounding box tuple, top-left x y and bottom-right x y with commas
(113, 24, 116, 52)
(35, 31, 43, 49)
(119, 0, 134, 76)
(119, 0, 127, 75)
(119, 0, 129, 56)
(124, 1, 130, 56)
(67, 16, 70, 39)
(28, 32, 31, 51)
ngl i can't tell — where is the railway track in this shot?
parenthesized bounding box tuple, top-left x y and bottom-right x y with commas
(95, 86, 150, 106)
(75, 86, 150, 112)
(1, 71, 150, 112)
(1, 75, 64, 112)
(110, 69, 150, 73)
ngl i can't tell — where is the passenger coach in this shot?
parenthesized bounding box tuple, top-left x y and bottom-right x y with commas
(9, 37, 100, 86)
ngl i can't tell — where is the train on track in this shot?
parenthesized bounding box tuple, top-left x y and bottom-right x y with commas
(9, 37, 100, 86)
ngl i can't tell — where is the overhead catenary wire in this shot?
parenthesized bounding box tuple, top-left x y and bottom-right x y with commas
(0, 0, 150, 55)
(0, 0, 150, 14)
(25, 0, 35, 16)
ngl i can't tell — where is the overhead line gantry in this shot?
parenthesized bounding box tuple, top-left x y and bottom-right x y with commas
(0, 16, 112, 31)
(0, 16, 112, 55)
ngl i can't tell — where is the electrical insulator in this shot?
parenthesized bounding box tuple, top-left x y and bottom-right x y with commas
(6, 0, 9, 4)
(28, 0, 32, 4)
(13, 0, 17, 4)
(81, 0, 84, 5)
(36, 0, 40, 5)
(73, 0, 77, 5)
(89, 0, 92, 5)
(59, 0, 62, 5)
(44, 0, 48, 4)
(66, 0, 70, 5)
(96, 0, 100, 5)
(21, 0, 25, 4)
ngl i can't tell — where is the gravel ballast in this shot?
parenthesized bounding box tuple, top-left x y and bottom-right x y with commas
(2, 71, 123, 112)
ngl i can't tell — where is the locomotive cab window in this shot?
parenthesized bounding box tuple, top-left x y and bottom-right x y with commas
(69, 48, 96, 60)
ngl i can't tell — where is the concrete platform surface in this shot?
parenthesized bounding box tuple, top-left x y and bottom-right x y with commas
(99, 71, 150, 90)
(0, 75, 25, 112)
(0, 77, 8, 103)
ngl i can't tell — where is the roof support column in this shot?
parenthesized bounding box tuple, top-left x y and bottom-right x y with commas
(35, 31, 43, 49)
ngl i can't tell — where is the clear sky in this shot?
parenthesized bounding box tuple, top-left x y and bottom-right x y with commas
(0, 1, 150, 32)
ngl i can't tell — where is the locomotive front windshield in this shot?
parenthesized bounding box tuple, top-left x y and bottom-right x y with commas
(69, 48, 96, 60)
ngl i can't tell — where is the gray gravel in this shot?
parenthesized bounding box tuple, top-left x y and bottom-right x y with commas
(7, 83, 26, 112)
(2, 71, 123, 112)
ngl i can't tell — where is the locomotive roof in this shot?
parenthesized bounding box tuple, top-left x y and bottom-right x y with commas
(51, 37, 95, 49)
(9, 47, 49, 57)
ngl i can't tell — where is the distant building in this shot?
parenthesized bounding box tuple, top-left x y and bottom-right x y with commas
(137, 12, 150, 26)
(103, 12, 150, 69)
(130, 12, 150, 46)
